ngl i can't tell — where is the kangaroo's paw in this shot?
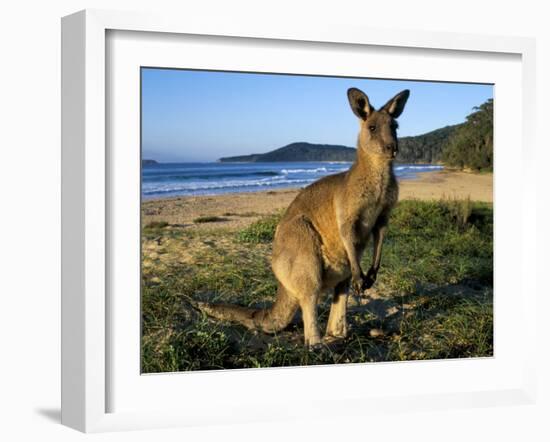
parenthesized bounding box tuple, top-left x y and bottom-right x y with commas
(305, 335, 322, 350)
(362, 267, 377, 290)
(322, 335, 347, 351)
(325, 319, 348, 339)
(322, 334, 345, 345)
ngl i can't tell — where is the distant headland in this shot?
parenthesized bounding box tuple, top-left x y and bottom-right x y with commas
(219, 142, 356, 163)
(142, 159, 159, 165)
(218, 125, 459, 163)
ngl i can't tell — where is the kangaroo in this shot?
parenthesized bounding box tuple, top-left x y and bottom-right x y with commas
(196, 88, 410, 347)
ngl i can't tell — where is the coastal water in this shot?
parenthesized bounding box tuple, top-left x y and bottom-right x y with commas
(142, 162, 444, 199)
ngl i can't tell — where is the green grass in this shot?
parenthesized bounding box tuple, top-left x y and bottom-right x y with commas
(236, 212, 282, 243)
(141, 199, 493, 372)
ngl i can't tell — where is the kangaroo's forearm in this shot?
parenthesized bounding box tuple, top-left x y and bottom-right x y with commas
(361, 220, 388, 290)
(371, 223, 387, 272)
(339, 222, 362, 277)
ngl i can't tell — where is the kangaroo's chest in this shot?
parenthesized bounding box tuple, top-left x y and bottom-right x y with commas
(352, 182, 395, 253)
(358, 174, 397, 224)
(356, 205, 383, 243)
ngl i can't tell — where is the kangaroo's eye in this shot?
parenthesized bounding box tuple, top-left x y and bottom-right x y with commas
(368, 125, 376, 132)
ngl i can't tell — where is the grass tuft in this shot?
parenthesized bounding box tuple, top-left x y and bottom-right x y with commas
(145, 220, 169, 229)
(236, 213, 283, 243)
(193, 216, 227, 224)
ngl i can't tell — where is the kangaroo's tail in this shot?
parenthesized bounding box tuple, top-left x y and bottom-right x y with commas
(194, 283, 298, 333)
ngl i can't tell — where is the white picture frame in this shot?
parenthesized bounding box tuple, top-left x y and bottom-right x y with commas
(61, 9, 537, 433)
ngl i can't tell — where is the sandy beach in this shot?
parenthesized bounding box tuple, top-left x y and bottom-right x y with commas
(142, 169, 493, 230)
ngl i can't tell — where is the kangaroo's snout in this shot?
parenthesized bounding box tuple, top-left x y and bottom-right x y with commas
(385, 143, 397, 158)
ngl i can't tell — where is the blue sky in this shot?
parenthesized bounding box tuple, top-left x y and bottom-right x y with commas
(141, 68, 493, 162)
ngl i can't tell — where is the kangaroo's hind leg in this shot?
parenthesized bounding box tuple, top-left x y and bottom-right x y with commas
(299, 290, 322, 347)
(326, 278, 350, 338)
(272, 215, 324, 347)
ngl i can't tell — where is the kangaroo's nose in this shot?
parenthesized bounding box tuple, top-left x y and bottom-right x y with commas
(386, 143, 397, 157)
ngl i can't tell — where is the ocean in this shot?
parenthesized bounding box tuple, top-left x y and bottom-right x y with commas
(142, 162, 444, 199)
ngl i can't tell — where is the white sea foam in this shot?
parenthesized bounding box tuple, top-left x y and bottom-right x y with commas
(281, 167, 327, 174)
(394, 165, 444, 171)
(141, 162, 443, 198)
(142, 177, 316, 195)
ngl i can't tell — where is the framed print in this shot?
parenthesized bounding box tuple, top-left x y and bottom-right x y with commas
(61, 9, 537, 433)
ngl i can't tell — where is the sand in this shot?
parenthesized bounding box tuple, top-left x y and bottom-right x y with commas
(398, 169, 492, 202)
(142, 169, 493, 230)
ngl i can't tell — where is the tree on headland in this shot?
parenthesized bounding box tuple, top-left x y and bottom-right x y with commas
(396, 125, 458, 164)
(442, 99, 493, 171)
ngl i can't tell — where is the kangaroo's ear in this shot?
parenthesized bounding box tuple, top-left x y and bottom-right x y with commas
(381, 89, 410, 118)
(347, 88, 373, 120)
